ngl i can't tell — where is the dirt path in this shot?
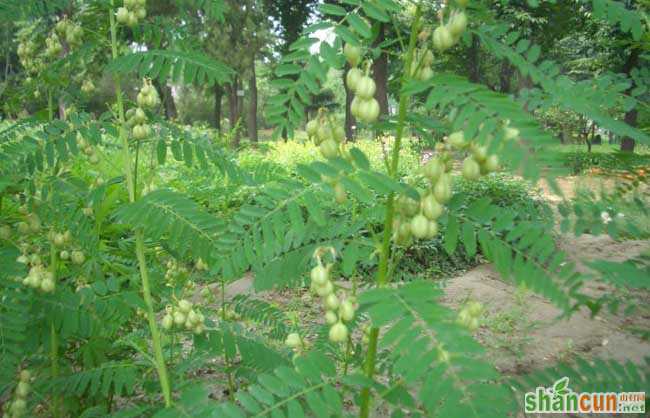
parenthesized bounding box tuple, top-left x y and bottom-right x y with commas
(441, 234, 650, 375)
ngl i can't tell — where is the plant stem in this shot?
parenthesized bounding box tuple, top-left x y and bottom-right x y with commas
(49, 248, 60, 417)
(358, 8, 422, 418)
(221, 280, 236, 400)
(109, 4, 172, 407)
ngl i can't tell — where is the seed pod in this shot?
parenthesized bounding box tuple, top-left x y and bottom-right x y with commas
(285, 332, 301, 348)
(71, 251, 85, 265)
(423, 157, 444, 183)
(320, 139, 339, 159)
(358, 98, 380, 123)
(19, 370, 31, 382)
(339, 300, 355, 322)
(329, 322, 348, 343)
(350, 96, 362, 118)
(462, 157, 481, 180)
(355, 76, 376, 100)
(173, 311, 186, 325)
(116, 7, 129, 24)
(59, 250, 69, 260)
(325, 310, 338, 325)
(471, 145, 488, 162)
(16, 381, 30, 398)
(41, 277, 55, 293)
(310, 264, 329, 286)
(433, 26, 454, 51)
(315, 280, 333, 297)
(422, 194, 444, 220)
(343, 43, 362, 67)
(325, 293, 340, 310)
(448, 12, 468, 38)
(178, 299, 192, 313)
(425, 220, 439, 239)
(433, 174, 452, 203)
(161, 314, 173, 330)
(317, 124, 333, 143)
(484, 154, 499, 172)
(306, 120, 318, 137)
(346, 67, 363, 92)
(410, 214, 429, 239)
(447, 131, 466, 149)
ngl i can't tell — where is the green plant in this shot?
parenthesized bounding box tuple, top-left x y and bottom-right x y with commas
(0, 1, 648, 417)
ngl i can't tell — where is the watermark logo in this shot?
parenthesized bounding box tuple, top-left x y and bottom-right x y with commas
(524, 377, 645, 414)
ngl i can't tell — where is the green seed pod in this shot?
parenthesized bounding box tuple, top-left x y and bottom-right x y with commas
(346, 67, 363, 92)
(343, 43, 362, 67)
(462, 157, 481, 180)
(355, 76, 376, 100)
(320, 139, 339, 159)
(422, 194, 443, 220)
(433, 25, 454, 51)
(448, 12, 468, 38)
(410, 214, 429, 239)
(328, 321, 348, 343)
(433, 174, 452, 203)
(310, 264, 329, 286)
(447, 131, 466, 149)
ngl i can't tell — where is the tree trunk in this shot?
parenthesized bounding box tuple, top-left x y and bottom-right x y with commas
(343, 63, 355, 141)
(620, 47, 640, 152)
(467, 35, 480, 83)
(152, 79, 177, 120)
(372, 23, 389, 116)
(227, 77, 242, 147)
(499, 60, 514, 93)
(213, 84, 224, 133)
(247, 59, 258, 142)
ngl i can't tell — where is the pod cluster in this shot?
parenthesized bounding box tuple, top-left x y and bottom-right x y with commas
(306, 110, 346, 160)
(410, 48, 434, 81)
(285, 332, 304, 353)
(457, 300, 483, 331)
(54, 18, 83, 49)
(344, 44, 380, 124)
(21, 264, 55, 293)
(16, 29, 40, 74)
(126, 107, 151, 140)
(447, 131, 500, 180)
(137, 79, 160, 109)
(432, 6, 468, 52)
(308, 248, 357, 344)
(164, 259, 189, 283)
(77, 133, 99, 165)
(4, 370, 32, 418)
(48, 230, 86, 266)
(81, 79, 96, 94)
(14, 210, 41, 236)
(161, 299, 206, 334)
(116, 0, 147, 27)
(392, 154, 452, 245)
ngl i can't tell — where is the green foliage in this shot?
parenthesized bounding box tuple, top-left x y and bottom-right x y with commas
(360, 281, 516, 417)
(1, 1, 648, 417)
(107, 50, 233, 87)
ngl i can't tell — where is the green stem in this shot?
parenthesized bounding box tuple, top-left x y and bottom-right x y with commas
(221, 280, 236, 400)
(50, 247, 61, 417)
(358, 8, 422, 418)
(109, 4, 172, 407)
(47, 90, 54, 121)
